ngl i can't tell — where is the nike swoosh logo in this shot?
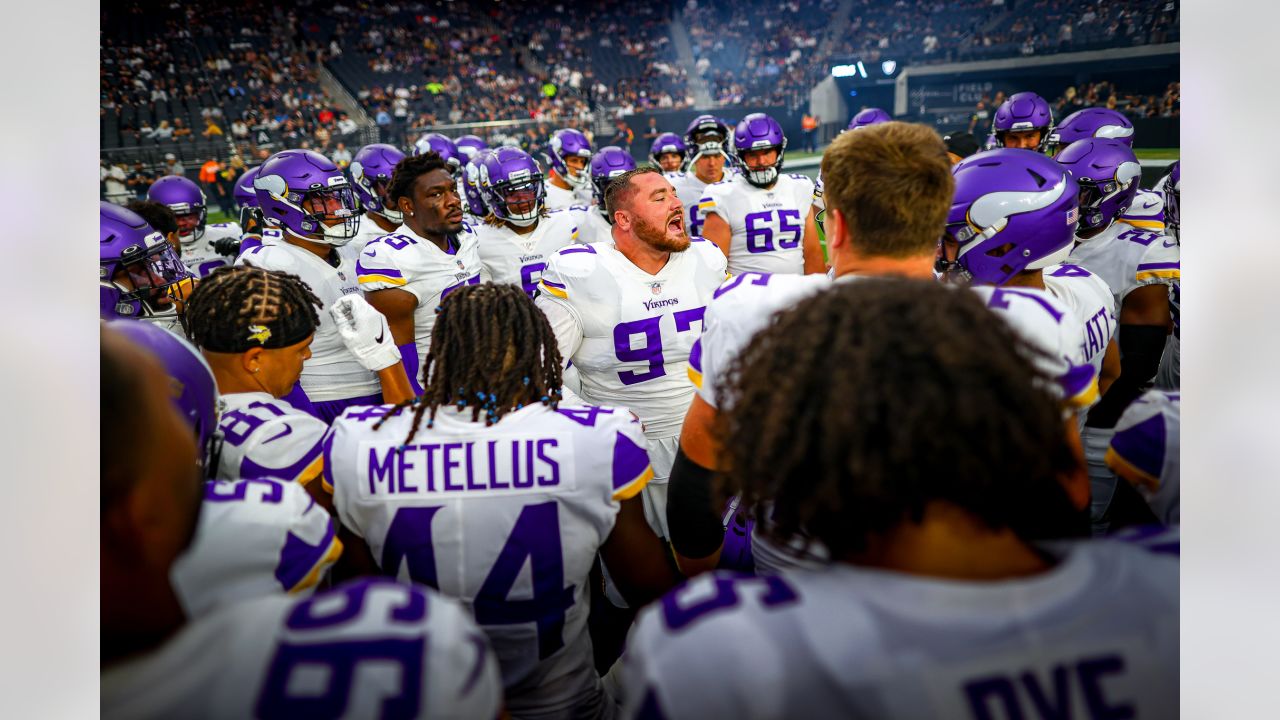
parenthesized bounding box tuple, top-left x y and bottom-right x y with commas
(262, 424, 293, 444)
(1162, 239, 1177, 248)
(375, 329, 385, 344)
(364, 250, 377, 257)
(1142, 200, 1158, 209)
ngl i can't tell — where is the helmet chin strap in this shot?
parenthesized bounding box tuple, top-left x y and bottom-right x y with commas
(744, 167, 778, 188)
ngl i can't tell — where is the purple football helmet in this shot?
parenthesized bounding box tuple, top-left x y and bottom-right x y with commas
(683, 114, 730, 164)
(148, 175, 208, 244)
(234, 166, 263, 233)
(1163, 161, 1180, 241)
(589, 146, 638, 218)
(992, 92, 1054, 149)
(480, 147, 545, 228)
(733, 113, 787, 188)
(1055, 139, 1142, 235)
(649, 132, 687, 169)
(847, 107, 892, 131)
(1043, 108, 1135, 157)
(547, 128, 593, 188)
(413, 133, 461, 173)
(253, 149, 360, 245)
(462, 148, 496, 218)
(943, 149, 1081, 285)
(454, 135, 488, 162)
(351, 143, 406, 223)
(106, 318, 222, 478)
(100, 202, 193, 323)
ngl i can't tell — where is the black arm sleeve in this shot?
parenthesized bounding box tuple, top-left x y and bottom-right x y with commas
(1086, 324, 1168, 429)
(666, 446, 725, 559)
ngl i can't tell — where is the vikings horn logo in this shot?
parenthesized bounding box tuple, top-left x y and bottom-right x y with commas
(247, 325, 272, 345)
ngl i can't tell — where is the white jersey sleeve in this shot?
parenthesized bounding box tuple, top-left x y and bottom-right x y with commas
(237, 241, 380, 401)
(971, 286, 1098, 408)
(1069, 224, 1180, 305)
(1118, 189, 1166, 231)
(694, 272, 830, 409)
(338, 213, 401, 264)
(622, 541, 1178, 719)
(356, 226, 483, 367)
(170, 478, 341, 619)
(474, 208, 583, 297)
(326, 402, 652, 715)
(102, 578, 503, 720)
(701, 174, 814, 275)
(215, 392, 329, 488)
(1042, 263, 1118, 378)
(545, 182, 592, 211)
(577, 207, 614, 246)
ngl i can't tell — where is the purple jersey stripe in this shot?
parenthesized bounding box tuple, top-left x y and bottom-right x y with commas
(240, 437, 324, 482)
(1060, 362, 1095, 400)
(275, 511, 337, 590)
(1135, 261, 1179, 271)
(1109, 413, 1166, 480)
(689, 337, 703, 373)
(611, 431, 651, 492)
(355, 257, 404, 278)
(541, 278, 567, 289)
(560, 245, 596, 255)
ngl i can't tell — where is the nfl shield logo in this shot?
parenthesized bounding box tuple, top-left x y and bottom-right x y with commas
(456, 260, 465, 270)
(882, 60, 897, 75)
(338, 271, 347, 281)
(650, 282, 663, 295)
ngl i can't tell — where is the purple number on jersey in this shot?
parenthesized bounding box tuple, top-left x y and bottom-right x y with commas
(220, 401, 289, 446)
(713, 271, 771, 299)
(197, 259, 228, 277)
(555, 406, 614, 427)
(1048, 263, 1091, 278)
(520, 262, 547, 298)
(776, 209, 802, 249)
(984, 287, 1064, 322)
(744, 211, 774, 253)
(661, 574, 798, 632)
(383, 234, 418, 251)
(1117, 228, 1160, 246)
(205, 478, 285, 504)
(441, 274, 480, 300)
(687, 204, 704, 238)
(613, 308, 706, 386)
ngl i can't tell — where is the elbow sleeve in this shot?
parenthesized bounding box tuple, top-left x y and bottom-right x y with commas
(666, 447, 725, 560)
(1087, 325, 1167, 429)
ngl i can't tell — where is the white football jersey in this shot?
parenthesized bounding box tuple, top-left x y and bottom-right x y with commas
(669, 171, 716, 239)
(577, 206, 614, 246)
(971, 286, 1097, 408)
(700, 173, 815, 275)
(1118, 189, 1166, 231)
(1108, 390, 1180, 525)
(237, 237, 380, 402)
(102, 578, 502, 720)
(181, 221, 242, 278)
(338, 212, 401, 265)
(215, 392, 330, 488)
(535, 239, 729, 439)
(1042, 263, 1117, 378)
(473, 207, 584, 297)
(356, 225, 483, 370)
(327, 402, 653, 717)
(545, 181, 592, 211)
(170, 478, 341, 619)
(1069, 223, 1180, 306)
(622, 541, 1179, 720)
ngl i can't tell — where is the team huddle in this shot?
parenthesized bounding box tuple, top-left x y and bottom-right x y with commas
(101, 93, 1180, 718)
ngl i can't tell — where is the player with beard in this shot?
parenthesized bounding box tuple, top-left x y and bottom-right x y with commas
(535, 167, 728, 542)
(358, 152, 483, 396)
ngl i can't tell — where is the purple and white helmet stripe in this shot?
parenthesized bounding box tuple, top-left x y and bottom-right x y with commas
(944, 149, 1080, 285)
(1055, 139, 1142, 234)
(1044, 108, 1134, 157)
(733, 113, 787, 188)
(480, 147, 545, 228)
(148, 175, 208, 244)
(847, 107, 892, 131)
(351, 143, 406, 223)
(462, 148, 496, 218)
(454, 134, 488, 162)
(590, 146, 638, 217)
(253, 149, 361, 246)
(413, 133, 461, 172)
(547, 128, 592, 188)
(100, 202, 192, 322)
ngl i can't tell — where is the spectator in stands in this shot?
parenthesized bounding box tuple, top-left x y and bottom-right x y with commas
(202, 119, 223, 138)
(172, 119, 192, 142)
(967, 100, 990, 135)
(608, 118, 634, 153)
(228, 79, 245, 98)
(230, 118, 249, 140)
(642, 117, 661, 143)
(154, 121, 175, 141)
(198, 158, 227, 214)
(331, 142, 352, 168)
(101, 161, 130, 206)
(336, 113, 358, 136)
(375, 106, 391, 128)
(127, 162, 152, 202)
(164, 154, 185, 177)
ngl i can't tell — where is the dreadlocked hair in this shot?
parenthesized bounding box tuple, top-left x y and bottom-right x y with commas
(373, 283, 564, 444)
(716, 278, 1086, 563)
(387, 151, 449, 205)
(185, 265, 322, 352)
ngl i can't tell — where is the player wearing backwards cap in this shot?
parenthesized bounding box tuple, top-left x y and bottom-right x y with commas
(577, 146, 638, 245)
(357, 151, 483, 397)
(148, 175, 243, 278)
(699, 113, 824, 275)
(342, 143, 407, 264)
(238, 149, 415, 422)
(669, 115, 732, 239)
(100, 324, 503, 719)
(536, 167, 728, 542)
(545, 128, 595, 210)
(621, 279, 1177, 720)
(327, 284, 675, 718)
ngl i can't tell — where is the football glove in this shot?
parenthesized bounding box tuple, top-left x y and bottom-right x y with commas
(330, 295, 401, 371)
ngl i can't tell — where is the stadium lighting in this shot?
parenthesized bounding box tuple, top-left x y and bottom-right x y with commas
(831, 64, 858, 78)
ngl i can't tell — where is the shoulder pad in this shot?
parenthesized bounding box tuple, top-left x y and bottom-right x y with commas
(548, 243, 602, 278)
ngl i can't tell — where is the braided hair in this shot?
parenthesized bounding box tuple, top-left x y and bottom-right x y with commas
(717, 278, 1086, 562)
(374, 283, 563, 444)
(185, 265, 322, 352)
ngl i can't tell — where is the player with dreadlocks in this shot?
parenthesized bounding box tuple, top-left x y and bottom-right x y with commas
(621, 279, 1178, 719)
(185, 265, 334, 506)
(326, 283, 676, 718)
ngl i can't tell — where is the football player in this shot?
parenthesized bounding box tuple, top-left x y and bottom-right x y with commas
(99, 201, 194, 334)
(846, 107, 892, 130)
(544, 128, 594, 210)
(668, 123, 948, 576)
(620, 280, 1177, 719)
(454, 134, 488, 162)
(699, 113, 824, 275)
(470, 147, 585, 298)
(148, 175, 243, 278)
(1156, 162, 1180, 390)
(1107, 390, 1180, 526)
(185, 266, 333, 503)
(578, 145, 637, 245)
(669, 115, 730, 238)
(358, 151, 483, 395)
(327, 284, 675, 717)
(536, 167, 728, 540)
(107, 318, 342, 619)
(238, 149, 415, 421)
(344, 143, 407, 263)
(649, 132, 687, 175)
(126, 200, 181, 253)
(990, 91, 1054, 150)
(100, 325, 503, 719)
(1059, 139, 1178, 531)
(412, 132, 462, 175)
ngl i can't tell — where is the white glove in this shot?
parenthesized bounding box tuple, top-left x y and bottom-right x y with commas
(330, 295, 401, 372)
